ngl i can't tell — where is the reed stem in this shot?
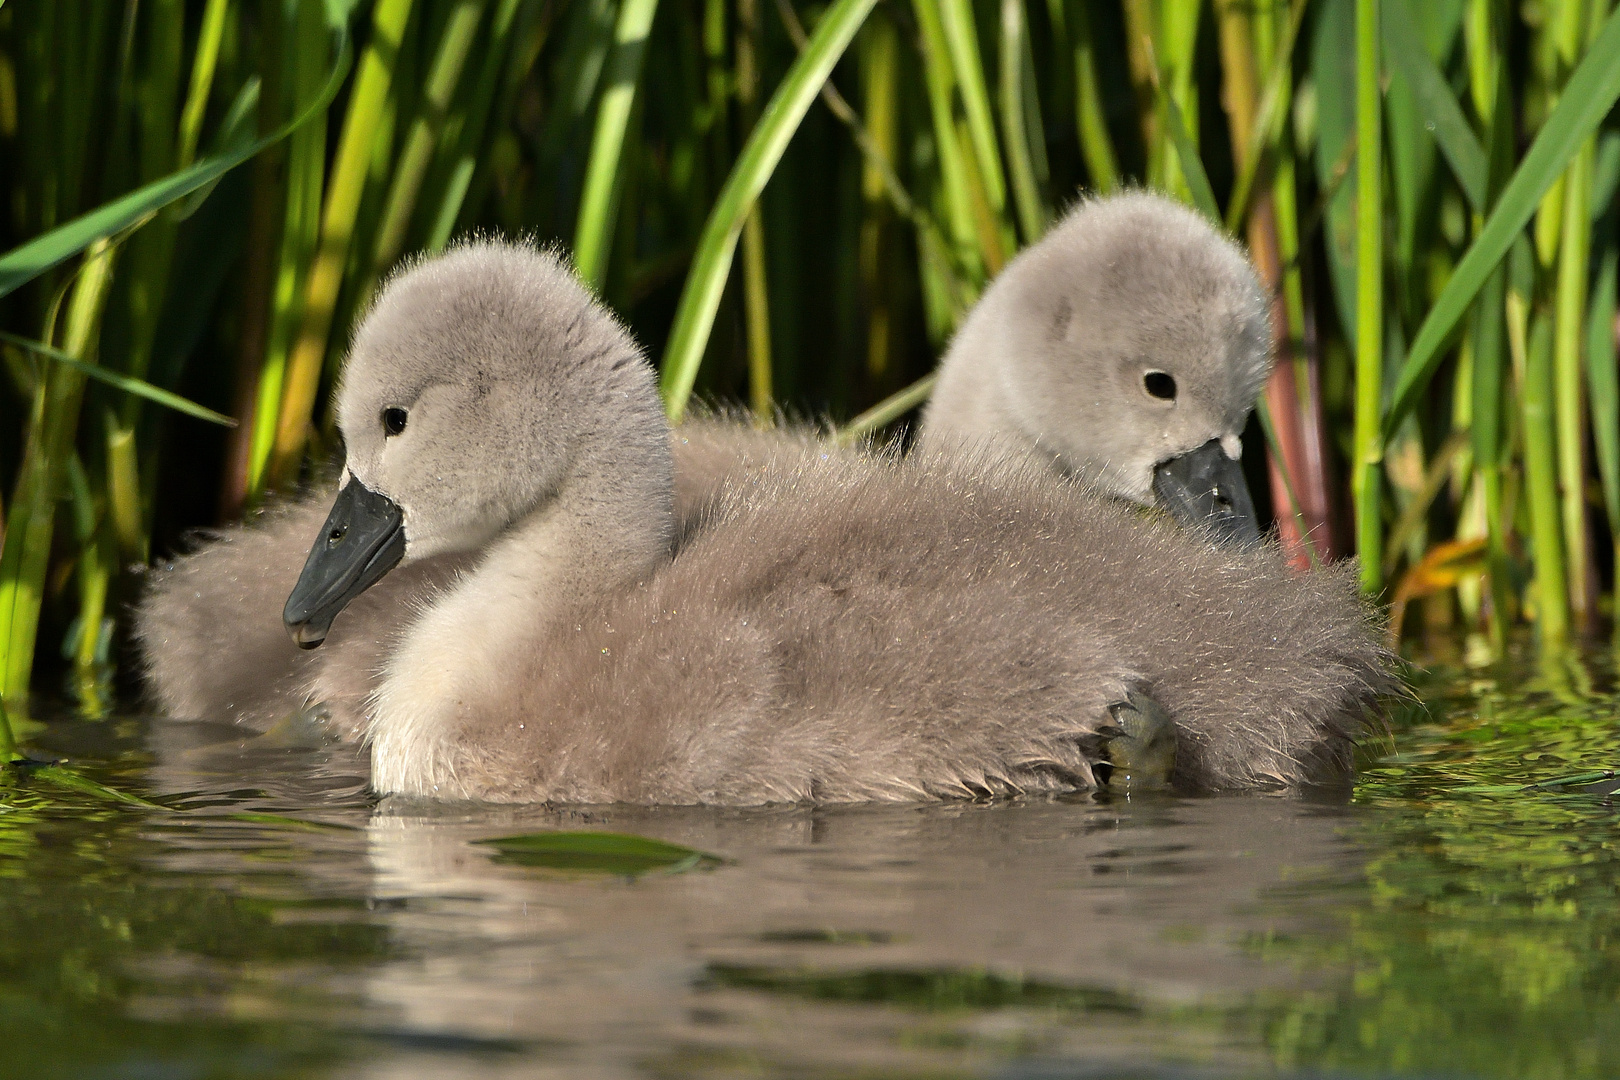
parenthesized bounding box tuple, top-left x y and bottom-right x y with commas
(0, 239, 115, 704)
(268, 0, 415, 489)
(575, 0, 659, 288)
(1354, 0, 1384, 594)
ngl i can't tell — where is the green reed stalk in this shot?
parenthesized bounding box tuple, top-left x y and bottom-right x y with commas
(1068, 0, 1117, 192)
(1157, 0, 1201, 204)
(423, 0, 532, 251)
(1588, 139, 1620, 614)
(65, 453, 108, 681)
(119, 0, 183, 393)
(836, 373, 938, 445)
(1383, 3, 1620, 437)
(1524, 308, 1569, 643)
(859, 13, 900, 386)
(1554, 134, 1594, 625)
(912, 0, 987, 282)
(736, 0, 773, 419)
(269, 0, 415, 489)
(105, 417, 142, 561)
(1354, 0, 1383, 594)
(0, 240, 115, 704)
(1225, 0, 1306, 235)
(1473, 262, 1514, 645)
(660, 0, 879, 420)
(999, 0, 1047, 244)
(1466, 0, 1515, 645)
(177, 0, 231, 169)
(368, 0, 486, 293)
(934, 0, 1006, 220)
(574, 0, 659, 287)
(249, 3, 341, 496)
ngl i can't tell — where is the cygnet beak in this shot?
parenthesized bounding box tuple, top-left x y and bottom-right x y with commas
(1150, 438, 1261, 549)
(283, 478, 407, 649)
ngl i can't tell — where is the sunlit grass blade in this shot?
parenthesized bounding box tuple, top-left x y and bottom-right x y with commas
(659, 0, 879, 420)
(176, 0, 232, 169)
(1472, 261, 1513, 646)
(368, 0, 487, 290)
(574, 0, 660, 288)
(1383, 3, 1620, 440)
(1381, 0, 1485, 210)
(1523, 309, 1568, 644)
(1587, 137, 1620, 570)
(0, 34, 351, 299)
(1223, 0, 1307, 234)
(999, 0, 1047, 243)
(935, 0, 1007, 217)
(835, 372, 938, 445)
(1068, 0, 1117, 192)
(0, 332, 236, 425)
(1554, 135, 1594, 625)
(269, 0, 414, 491)
(912, 0, 994, 281)
(1354, 0, 1383, 594)
(0, 240, 116, 703)
(248, 0, 336, 499)
(421, 0, 536, 250)
(1160, 93, 1220, 225)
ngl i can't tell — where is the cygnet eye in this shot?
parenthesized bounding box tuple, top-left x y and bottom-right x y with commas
(1143, 371, 1177, 402)
(383, 407, 408, 436)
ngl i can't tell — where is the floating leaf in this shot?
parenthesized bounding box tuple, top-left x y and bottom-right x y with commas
(16, 763, 172, 811)
(476, 830, 723, 876)
(658, 0, 880, 419)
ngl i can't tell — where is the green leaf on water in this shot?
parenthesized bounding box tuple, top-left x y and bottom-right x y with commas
(476, 831, 724, 876)
(17, 763, 172, 811)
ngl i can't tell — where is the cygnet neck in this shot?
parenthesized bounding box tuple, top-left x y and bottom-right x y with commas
(368, 416, 674, 795)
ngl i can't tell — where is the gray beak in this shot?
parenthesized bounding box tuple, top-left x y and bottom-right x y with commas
(1151, 438, 1262, 549)
(283, 479, 407, 649)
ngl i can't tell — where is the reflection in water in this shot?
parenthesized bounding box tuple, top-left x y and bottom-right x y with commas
(0, 641, 1617, 1078)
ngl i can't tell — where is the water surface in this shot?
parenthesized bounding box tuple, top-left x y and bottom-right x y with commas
(4, 641, 1618, 1078)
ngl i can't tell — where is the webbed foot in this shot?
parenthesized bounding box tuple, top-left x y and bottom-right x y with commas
(1102, 689, 1176, 792)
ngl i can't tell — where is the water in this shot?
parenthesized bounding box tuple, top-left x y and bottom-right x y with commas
(4, 642, 1619, 1079)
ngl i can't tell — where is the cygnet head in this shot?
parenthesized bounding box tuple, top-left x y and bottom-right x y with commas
(919, 191, 1271, 546)
(283, 241, 670, 647)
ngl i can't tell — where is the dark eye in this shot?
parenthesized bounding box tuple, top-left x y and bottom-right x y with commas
(383, 407, 408, 436)
(1143, 371, 1177, 401)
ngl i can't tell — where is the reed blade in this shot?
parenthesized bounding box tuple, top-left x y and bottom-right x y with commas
(659, 0, 880, 420)
(0, 34, 351, 299)
(575, 0, 660, 288)
(1383, 3, 1620, 439)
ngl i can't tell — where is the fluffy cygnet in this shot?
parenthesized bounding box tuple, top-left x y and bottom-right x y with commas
(918, 191, 1272, 545)
(136, 193, 1283, 738)
(145, 240, 1390, 803)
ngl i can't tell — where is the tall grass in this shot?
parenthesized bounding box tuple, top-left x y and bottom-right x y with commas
(2, 0, 1620, 721)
